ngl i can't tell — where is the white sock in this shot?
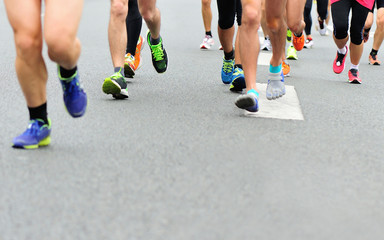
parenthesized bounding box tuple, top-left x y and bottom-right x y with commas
(350, 64, 359, 70)
(337, 46, 347, 55)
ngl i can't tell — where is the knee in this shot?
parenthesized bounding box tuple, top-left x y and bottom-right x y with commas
(377, 15, 384, 30)
(287, 19, 304, 34)
(242, 7, 260, 29)
(202, 0, 210, 7)
(110, 0, 128, 20)
(14, 33, 42, 59)
(333, 23, 348, 39)
(350, 28, 363, 45)
(45, 33, 74, 60)
(139, 5, 156, 22)
(266, 16, 283, 33)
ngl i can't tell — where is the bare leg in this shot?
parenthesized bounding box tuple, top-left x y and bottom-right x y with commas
(4, 0, 47, 108)
(235, 26, 242, 65)
(373, 8, 384, 51)
(138, 0, 161, 39)
(202, 0, 212, 32)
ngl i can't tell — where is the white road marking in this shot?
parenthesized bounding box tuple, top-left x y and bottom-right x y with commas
(244, 83, 304, 120)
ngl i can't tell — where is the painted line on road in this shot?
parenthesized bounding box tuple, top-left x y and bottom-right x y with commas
(244, 83, 304, 121)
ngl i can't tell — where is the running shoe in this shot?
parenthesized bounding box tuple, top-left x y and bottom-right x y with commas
(58, 68, 87, 118)
(147, 31, 168, 73)
(333, 46, 348, 74)
(348, 69, 362, 84)
(287, 29, 292, 42)
(266, 71, 286, 100)
(304, 38, 314, 48)
(200, 35, 214, 49)
(134, 35, 144, 70)
(219, 45, 223, 50)
(282, 60, 290, 77)
(12, 118, 51, 149)
(124, 53, 135, 78)
(235, 90, 259, 112)
(363, 29, 370, 43)
(229, 67, 246, 92)
(261, 37, 272, 51)
(221, 57, 235, 84)
(287, 45, 298, 60)
(102, 71, 129, 99)
(292, 32, 305, 51)
(369, 54, 381, 65)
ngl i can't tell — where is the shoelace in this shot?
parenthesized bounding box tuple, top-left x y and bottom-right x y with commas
(223, 61, 233, 73)
(22, 120, 43, 136)
(350, 69, 358, 77)
(62, 78, 81, 97)
(151, 44, 164, 61)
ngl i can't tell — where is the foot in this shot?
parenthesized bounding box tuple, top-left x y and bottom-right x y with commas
(287, 46, 298, 60)
(266, 71, 285, 100)
(304, 38, 314, 49)
(134, 35, 144, 71)
(102, 71, 129, 99)
(229, 67, 246, 92)
(348, 69, 362, 84)
(369, 54, 381, 65)
(282, 60, 290, 77)
(235, 89, 259, 112)
(124, 53, 135, 78)
(261, 37, 272, 51)
(333, 46, 348, 74)
(147, 30, 168, 73)
(292, 32, 305, 51)
(221, 57, 235, 84)
(12, 119, 51, 149)
(58, 68, 87, 118)
(200, 35, 214, 49)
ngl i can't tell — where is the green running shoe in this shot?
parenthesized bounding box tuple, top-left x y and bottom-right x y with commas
(102, 71, 128, 99)
(287, 45, 298, 60)
(147, 30, 168, 73)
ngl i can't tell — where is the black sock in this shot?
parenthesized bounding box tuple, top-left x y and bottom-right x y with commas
(234, 64, 243, 70)
(318, 18, 324, 29)
(364, 28, 371, 34)
(59, 66, 77, 79)
(28, 102, 48, 124)
(206, 31, 212, 37)
(224, 49, 234, 60)
(371, 49, 378, 56)
(150, 35, 161, 45)
(294, 31, 303, 37)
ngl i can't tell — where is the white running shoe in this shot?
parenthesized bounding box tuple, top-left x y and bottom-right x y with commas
(304, 38, 314, 48)
(200, 35, 214, 49)
(261, 37, 272, 51)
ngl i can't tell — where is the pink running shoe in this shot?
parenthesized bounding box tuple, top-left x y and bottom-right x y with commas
(348, 69, 361, 84)
(333, 46, 348, 74)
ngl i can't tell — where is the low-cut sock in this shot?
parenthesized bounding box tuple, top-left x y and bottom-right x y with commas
(206, 31, 212, 37)
(234, 64, 243, 70)
(350, 64, 359, 70)
(59, 66, 77, 79)
(224, 49, 235, 60)
(114, 67, 123, 74)
(28, 102, 48, 124)
(337, 46, 347, 55)
(247, 89, 259, 99)
(150, 35, 161, 45)
(371, 49, 378, 56)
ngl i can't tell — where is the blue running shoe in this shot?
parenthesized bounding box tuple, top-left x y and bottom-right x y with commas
(58, 67, 87, 118)
(235, 89, 259, 112)
(221, 57, 235, 84)
(13, 119, 51, 149)
(229, 67, 246, 92)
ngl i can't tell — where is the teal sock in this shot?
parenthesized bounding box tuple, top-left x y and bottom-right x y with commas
(247, 89, 259, 98)
(269, 64, 282, 74)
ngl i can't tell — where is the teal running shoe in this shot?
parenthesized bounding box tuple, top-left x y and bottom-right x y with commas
(102, 71, 129, 99)
(221, 57, 234, 84)
(13, 118, 51, 149)
(147, 31, 168, 73)
(230, 67, 246, 92)
(58, 68, 87, 118)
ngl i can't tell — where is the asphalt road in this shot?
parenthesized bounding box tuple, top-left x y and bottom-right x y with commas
(1, 1, 384, 239)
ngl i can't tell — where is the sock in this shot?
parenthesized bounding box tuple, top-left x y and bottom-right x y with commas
(224, 49, 235, 60)
(206, 31, 212, 37)
(337, 46, 347, 55)
(59, 66, 77, 79)
(28, 102, 48, 124)
(318, 19, 324, 29)
(150, 35, 161, 45)
(294, 31, 303, 37)
(114, 67, 123, 73)
(247, 89, 259, 98)
(234, 64, 243, 70)
(364, 28, 371, 34)
(371, 49, 378, 56)
(269, 64, 282, 74)
(350, 64, 359, 70)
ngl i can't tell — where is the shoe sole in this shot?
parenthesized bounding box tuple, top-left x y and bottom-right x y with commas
(13, 136, 51, 149)
(124, 63, 135, 78)
(235, 95, 257, 110)
(349, 79, 361, 84)
(103, 79, 129, 99)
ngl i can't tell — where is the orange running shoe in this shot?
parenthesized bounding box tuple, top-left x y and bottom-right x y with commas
(292, 32, 304, 51)
(282, 60, 290, 77)
(124, 53, 136, 78)
(134, 35, 144, 70)
(369, 54, 381, 65)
